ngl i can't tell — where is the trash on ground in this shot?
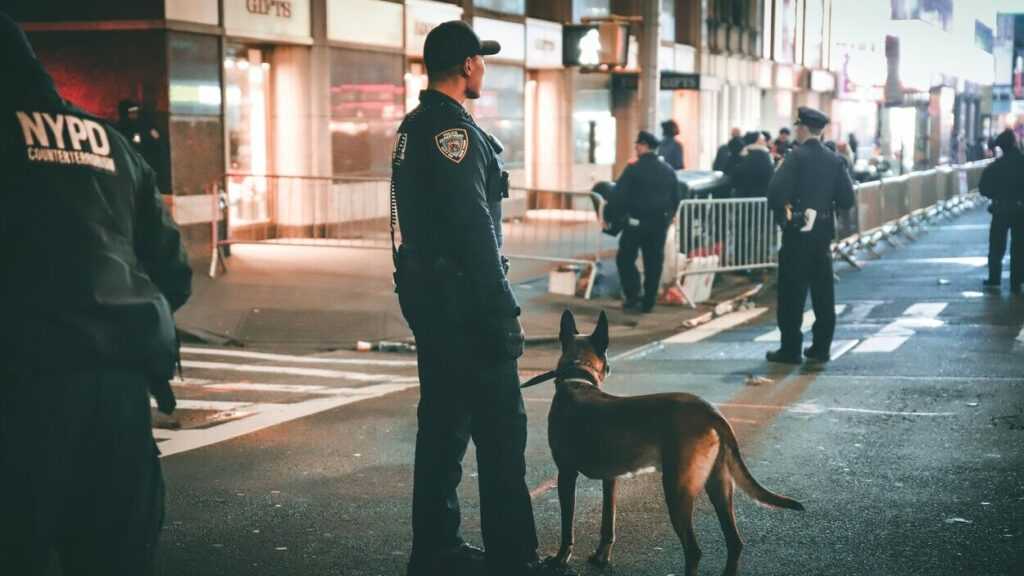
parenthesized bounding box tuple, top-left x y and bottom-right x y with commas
(966, 401, 979, 407)
(937, 278, 950, 285)
(745, 374, 774, 386)
(944, 517, 972, 524)
(356, 340, 416, 353)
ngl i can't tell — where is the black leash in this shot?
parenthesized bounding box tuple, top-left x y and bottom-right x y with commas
(519, 370, 558, 389)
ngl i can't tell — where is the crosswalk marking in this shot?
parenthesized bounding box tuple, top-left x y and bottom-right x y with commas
(663, 307, 768, 344)
(157, 382, 418, 457)
(843, 300, 884, 323)
(754, 304, 847, 342)
(853, 302, 947, 354)
(181, 360, 391, 382)
(180, 346, 418, 367)
(151, 398, 263, 411)
(829, 339, 859, 361)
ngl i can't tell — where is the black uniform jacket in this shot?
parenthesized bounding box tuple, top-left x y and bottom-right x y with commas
(767, 138, 855, 236)
(979, 150, 1024, 216)
(732, 144, 775, 198)
(1, 23, 191, 379)
(392, 89, 518, 319)
(607, 152, 680, 230)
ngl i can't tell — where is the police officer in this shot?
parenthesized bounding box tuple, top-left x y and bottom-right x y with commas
(117, 98, 170, 193)
(391, 20, 558, 576)
(766, 107, 855, 364)
(611, 130, 680, 313)
(1, 13, 191, 575)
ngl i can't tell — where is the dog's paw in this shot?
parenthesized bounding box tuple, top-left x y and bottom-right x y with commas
(542, 556, 577, 575)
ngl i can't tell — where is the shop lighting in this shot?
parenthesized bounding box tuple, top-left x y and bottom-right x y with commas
(261, 62, 271, 70)
(238, 60, 250, 71)
(224, 58, 235, 69)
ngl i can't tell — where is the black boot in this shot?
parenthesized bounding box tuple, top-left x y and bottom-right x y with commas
(766, 349, 802, 364)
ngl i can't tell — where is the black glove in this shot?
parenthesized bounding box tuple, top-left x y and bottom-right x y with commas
(494, 315, 525, 360)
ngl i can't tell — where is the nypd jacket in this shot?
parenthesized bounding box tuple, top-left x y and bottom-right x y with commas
(767, 138, 855, 236)
(609, 152, 680, 229)
(392, 89, 518, 319)
(1, 17, 192, 379)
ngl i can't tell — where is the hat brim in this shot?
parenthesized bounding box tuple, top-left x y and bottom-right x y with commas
(479, 40, 501, 56)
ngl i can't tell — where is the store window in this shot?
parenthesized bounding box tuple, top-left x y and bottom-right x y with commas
(572, 74, 614, 165)
(773, 0, 797, 64)
(168, 32, 222, 197)
(803, 0, 825, 69)
(661, 0, 676, 42)
(329, 48, 405, 176)
(469, 63, 526, 167)
(572, 0, 610, 22)
(474, 0, 525, 15)
(224, 44, 272, 225)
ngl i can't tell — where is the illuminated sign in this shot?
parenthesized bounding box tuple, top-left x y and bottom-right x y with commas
(246, 0, 292, 17)
(563, 23, 629, 69)
(660, 72, 700, 91)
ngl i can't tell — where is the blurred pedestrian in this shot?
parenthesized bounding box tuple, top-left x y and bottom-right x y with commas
(836, 140, 856, 180)
(117, 98, 170, 193)
(610, 130, 680, 313)
(848, 132, 859, 158)
(979, 129, 1024, 293)
(713, 127, 743, 174)
(731, 131, 775, 268)
(1, 13, 191, 575)
(658, 119, 684, 170)
(772, 127, 793, 164)
(391, 21, 561, 576)
(766, 107, 855, 364)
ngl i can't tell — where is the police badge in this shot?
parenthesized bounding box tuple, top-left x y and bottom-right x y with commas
(435, 128, 469, 163)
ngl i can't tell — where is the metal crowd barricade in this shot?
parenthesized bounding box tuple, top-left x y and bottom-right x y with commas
(207, 176, 612, 298)
(501, 187, 614, 299)
(668, 197, 779, 305)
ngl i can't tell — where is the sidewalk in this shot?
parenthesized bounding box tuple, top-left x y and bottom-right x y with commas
(175, 243, 764, 352)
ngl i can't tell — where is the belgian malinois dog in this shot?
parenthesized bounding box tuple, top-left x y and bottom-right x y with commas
(522, 310, 805, 576)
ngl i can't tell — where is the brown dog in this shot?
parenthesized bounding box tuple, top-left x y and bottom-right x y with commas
(531, 310, 805, 576)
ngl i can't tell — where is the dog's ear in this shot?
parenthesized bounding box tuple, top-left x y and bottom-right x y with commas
(559, 309, 578, 346)
(591, 310, 609, 356)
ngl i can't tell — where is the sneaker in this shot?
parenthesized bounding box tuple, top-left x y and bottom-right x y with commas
(804, 345, 830, 363)
(766, 349, 802, 364)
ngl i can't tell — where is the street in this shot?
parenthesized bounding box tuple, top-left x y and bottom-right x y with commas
(155, 208, 1023, 576)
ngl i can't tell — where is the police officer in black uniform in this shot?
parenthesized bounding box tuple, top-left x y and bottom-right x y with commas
(392, 21, 558, 576)
(611, 130, 680, 313)
(766, 107, 855, 364)
(1, 13, 191, 575)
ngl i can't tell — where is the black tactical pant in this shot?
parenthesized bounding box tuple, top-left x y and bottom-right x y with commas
(617, 224, 668, 308)
(400, 284, 538, 573)
(988, 211, 1024, 287)
(0, 365, 164, 576)
(777, 230, 836, 355)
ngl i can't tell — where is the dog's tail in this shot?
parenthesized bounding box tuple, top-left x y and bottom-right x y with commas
(711, 417, 805, 511)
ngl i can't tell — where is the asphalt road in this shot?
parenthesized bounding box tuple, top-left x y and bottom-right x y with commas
(156, 208, 1023, 576)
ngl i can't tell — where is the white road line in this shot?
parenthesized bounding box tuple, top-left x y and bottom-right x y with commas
(1016, 325, 1024, 344)
(663, 307, 768, 344)
(829, 339, 859, 361)
(718, 402, 954, 417)
(157, 382, 419, 457)
(180, 346, 418, 367)
(843, 300, 884, 323)
(754, 305, 847, 342)
(854, 302, 947, 354)
(180, 360, 390, 382)
(150, 398, 261, 411)
(200, 383, 332, 394)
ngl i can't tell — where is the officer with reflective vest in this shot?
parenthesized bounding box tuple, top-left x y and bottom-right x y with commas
(766, 107, 855, 364)
(1, 13, 191, 574)
(391, 20, 557, 576)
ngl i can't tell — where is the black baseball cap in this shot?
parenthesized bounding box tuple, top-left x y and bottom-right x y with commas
(423, 20, 501, 77)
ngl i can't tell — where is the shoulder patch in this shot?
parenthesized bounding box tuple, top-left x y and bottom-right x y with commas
(435, 128, 469, 164)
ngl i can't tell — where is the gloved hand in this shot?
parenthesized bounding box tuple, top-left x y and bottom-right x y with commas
(495, 315, 525, 360)
(149, 378, 177, 415)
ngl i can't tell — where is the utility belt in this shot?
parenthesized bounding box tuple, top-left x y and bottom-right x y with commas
(783, 205, 833, 232)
